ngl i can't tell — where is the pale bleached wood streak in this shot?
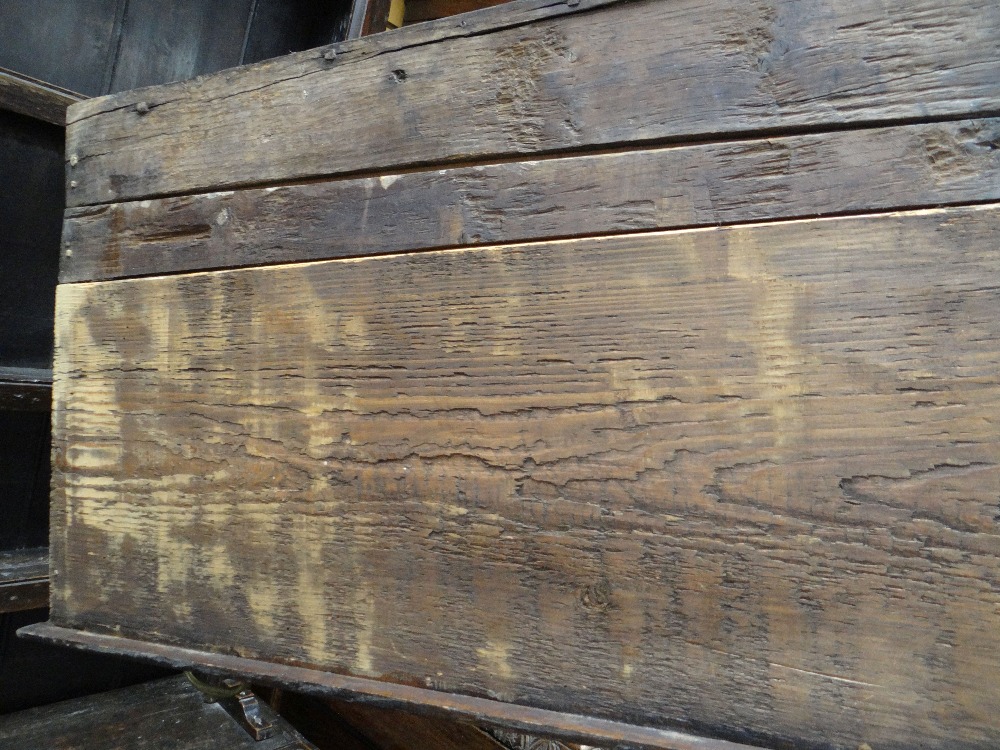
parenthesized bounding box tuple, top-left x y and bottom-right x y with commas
(50, 205, 1000, 750)
(60, 117, 1000, 282)
(64, 0, 1000, 207)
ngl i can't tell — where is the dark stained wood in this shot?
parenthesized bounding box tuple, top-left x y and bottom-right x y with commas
(266, 690, 383, 750)
(0, 674, 317, 749)
(19, 625, 766, 750)
(0, 547, 48, 614)
(329, 698, 508, 750)
(269, 689, 511, 750)
(347, 0, 394, 38)
(64, 0, 1000, 207)
(0, 68, 84, 126)
(405, 0, 511, 25)
(59, 117, 1000, 282)
(0, 367, 53, 412)
(44, 205, 1000, 750)
(0, 578, 47, 613)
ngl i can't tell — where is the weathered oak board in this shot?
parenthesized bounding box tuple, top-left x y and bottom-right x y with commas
(49, 205, 1000, 750)
(60, 117, 1000, 282)
(64, 0, 1000, 207)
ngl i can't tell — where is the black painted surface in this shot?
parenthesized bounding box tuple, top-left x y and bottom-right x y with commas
(0, 0, 357, 98)
(0, 609, 175, 714)
(109, 0, 255, 93)
(0, 0, 122, 96)
(243, 0, 354, 65)
(0, 110, 63, 371)
(0, 411, 49, 551)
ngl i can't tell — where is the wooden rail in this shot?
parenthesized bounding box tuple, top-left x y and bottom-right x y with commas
(0, 547, 49, 614)
(0, 368, 53, 412)
(0, 67, 83, 126)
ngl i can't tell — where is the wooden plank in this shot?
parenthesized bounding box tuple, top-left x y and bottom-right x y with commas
(0, 674, 316, 749)
(0, 547, 48, 614)
(19, 624, 766, 750)
(0, 367, 53, 412)
(60, 117, 1000, 282)
(0, 67, 84, 126)
(47, 204, 1000, 749)
(64, 0, 1000, 207)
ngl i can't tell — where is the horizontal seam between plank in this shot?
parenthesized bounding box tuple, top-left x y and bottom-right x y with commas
(59, 198, 1000, 285)
(64, 107, 1000, 210)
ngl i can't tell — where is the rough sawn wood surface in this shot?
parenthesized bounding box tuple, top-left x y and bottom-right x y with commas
(50, 205, 1000, 750)
(63, 0, 1000, 207)
(59, 117, 1000, 282)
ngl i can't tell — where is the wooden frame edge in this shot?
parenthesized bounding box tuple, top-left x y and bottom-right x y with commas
(0, 67, 84, 126)
(18, 622, 767, 750)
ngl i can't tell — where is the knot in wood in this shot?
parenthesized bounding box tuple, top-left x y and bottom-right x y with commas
(581, 578, 613, 610)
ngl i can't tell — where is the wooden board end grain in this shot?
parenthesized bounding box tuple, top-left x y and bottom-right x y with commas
(47, 204, 1000, 750)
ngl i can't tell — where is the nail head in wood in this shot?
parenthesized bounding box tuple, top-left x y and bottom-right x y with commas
(69, 154, 78, 167)
(136, 101, 149, 115)
(323, 50, 337, 61)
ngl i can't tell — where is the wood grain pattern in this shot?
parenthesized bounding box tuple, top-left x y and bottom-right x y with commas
(59, 117, 1000, 282)
(49, 205, 1000, 749)
(64, 0, 1000, 207)
(0, 67, 83, 126)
